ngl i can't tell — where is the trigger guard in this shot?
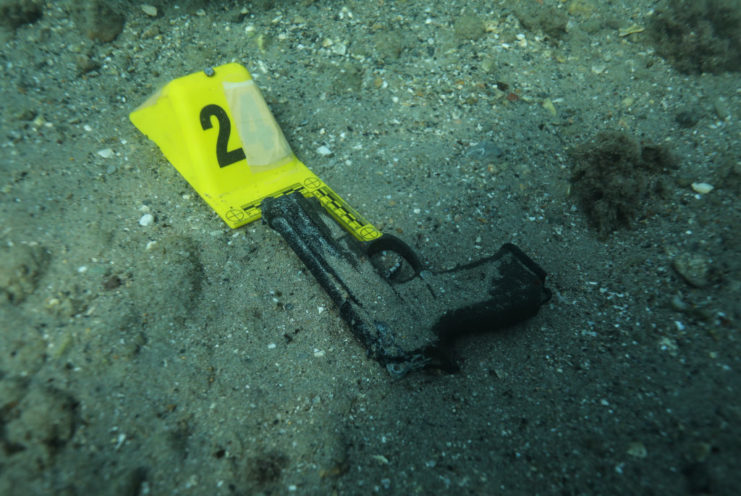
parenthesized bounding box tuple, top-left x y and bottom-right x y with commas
(364, 234, 423, 283)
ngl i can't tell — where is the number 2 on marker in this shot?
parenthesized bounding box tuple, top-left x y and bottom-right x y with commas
(199, 104, 246, 168)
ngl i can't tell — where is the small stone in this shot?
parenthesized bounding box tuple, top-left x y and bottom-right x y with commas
(97, 148, 114, 158)
(542, 98, 557, 117)
(658, 336, 679, 356)
(691, 182, 713, 194)
(141, 4, 157, 17)
(138, 213, 154, 227)
(673, 252, 711, 287)
(670, 294, 690, 312)
(675, 110, 699, 128)
(331, 42, 347, 56)
(75, 53, 100, 75)
(316, 145, 332, 156)
(627, 441, 647, 458)
(591, 64, 606, 74)
(713, 97, 731, 121)
(103, 275, 123, 290)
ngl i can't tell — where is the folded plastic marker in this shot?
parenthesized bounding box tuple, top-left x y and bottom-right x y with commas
(130, 63, 550, 376)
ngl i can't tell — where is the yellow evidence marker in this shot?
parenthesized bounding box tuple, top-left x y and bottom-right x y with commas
(129, 63, 381, 242)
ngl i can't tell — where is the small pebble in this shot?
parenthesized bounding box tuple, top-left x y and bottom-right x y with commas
(658, 336, 679, 356)
(675, 110, 699, 128)
(138, 213, 154, 226)
(141, 4, 157, 17)
(713, 97, 731, 121)
(97, 148, 114, 158)
(673, 252, 711, 287)
(316, 145, 332, 156)
(691, 182, 713, 194)
(591, 64, 606, 74)
(627, 441, 647, 458)
(542, 98, 557, 116)
(670, 294, 689, 312)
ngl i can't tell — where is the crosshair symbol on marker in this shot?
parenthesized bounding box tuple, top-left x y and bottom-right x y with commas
(226, 208, 245, 223)
(359, 226, 380, 240)
(304, 177, 321, 190)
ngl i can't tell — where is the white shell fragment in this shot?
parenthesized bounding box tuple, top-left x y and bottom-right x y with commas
(138, 213, 154, 226)
(97, 148, 114, 158)
(141, 4, 157, 17)
(691, 182, 714, 194)
(316, 145, 332, 156)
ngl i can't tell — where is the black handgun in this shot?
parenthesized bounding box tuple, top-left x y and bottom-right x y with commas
(262, 193, 550, 377)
